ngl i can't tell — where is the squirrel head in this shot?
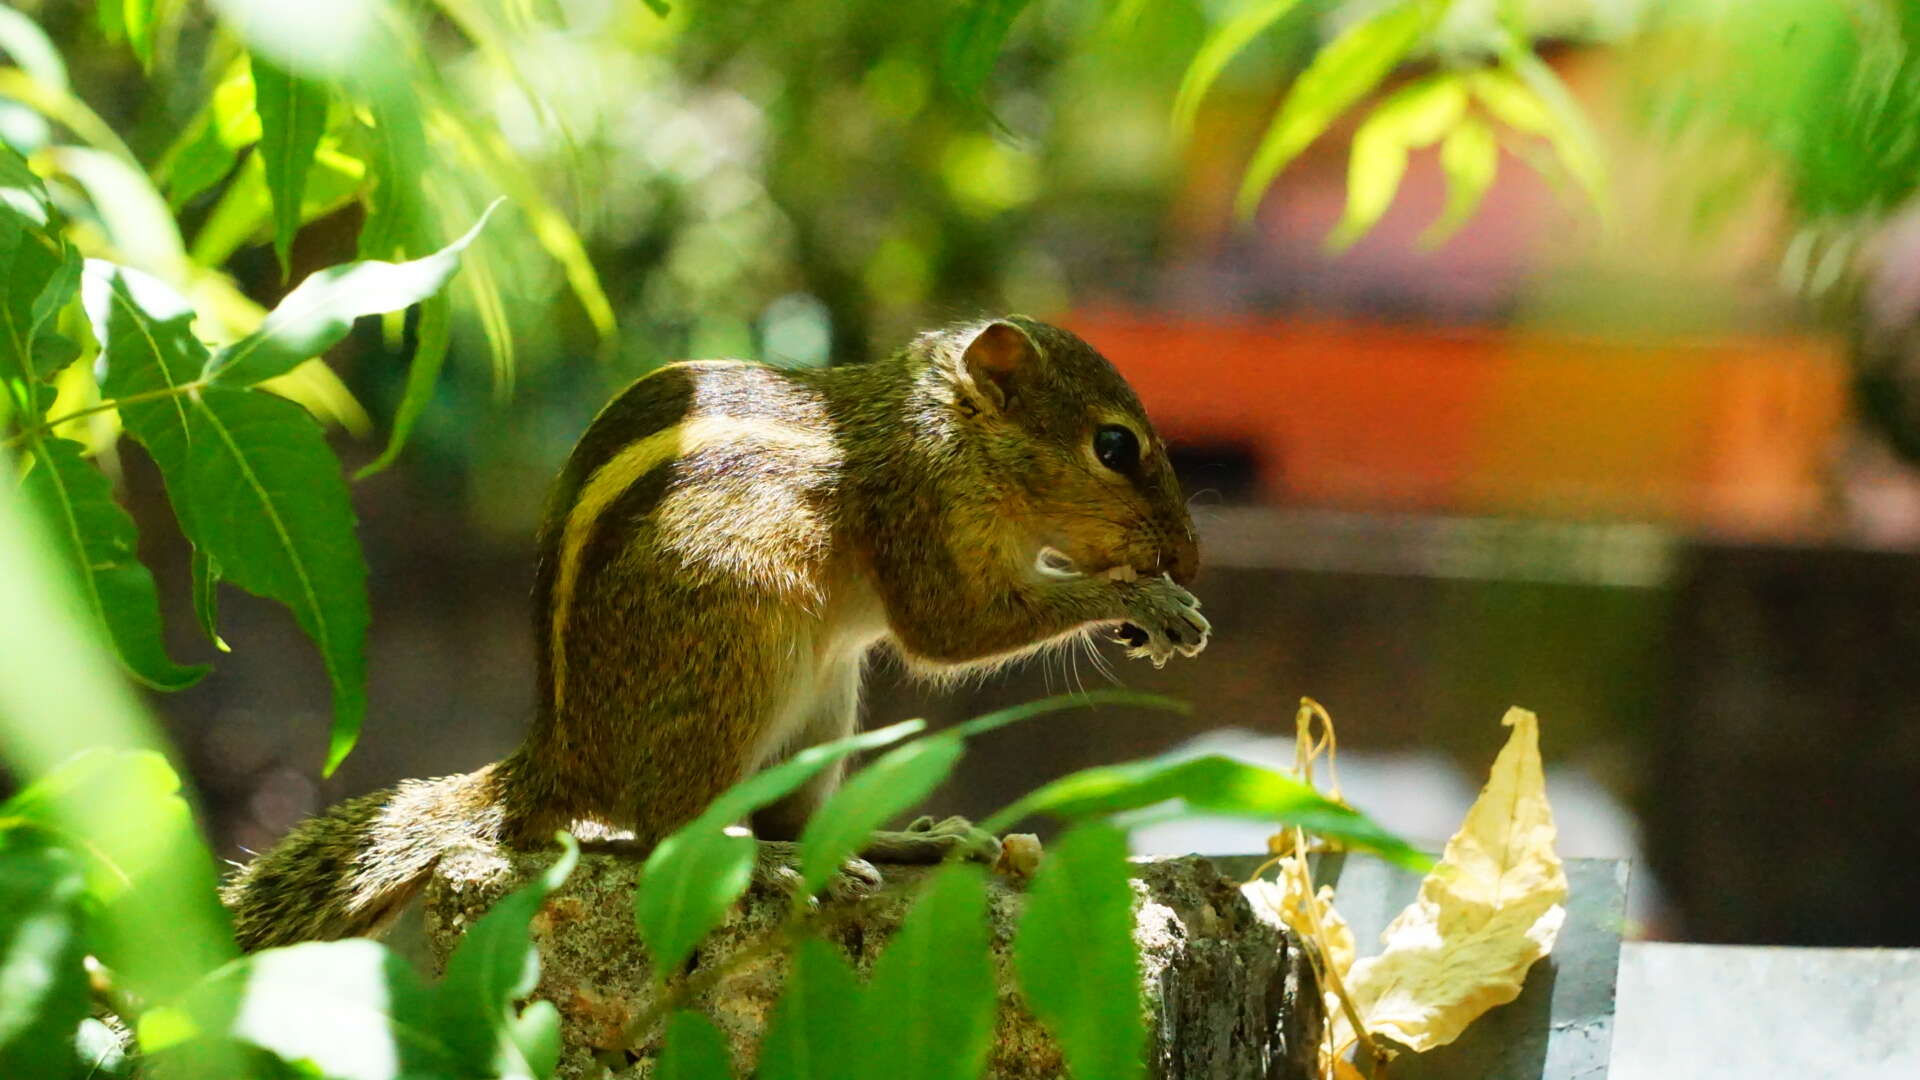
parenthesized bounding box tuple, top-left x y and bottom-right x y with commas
(934, 316, 1199, 587)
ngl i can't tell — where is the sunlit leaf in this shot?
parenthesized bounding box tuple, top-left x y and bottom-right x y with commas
(250, 52, 330, 277)
(179, 939, 461, 1080)
(1423, 114, 1497, 247)
(1172, 0, 1305, 138)
(984, 753, 1427, 869)
(1235, 0, 1439, 219)
(797, 735, 963, 894)
(1013, 821, 1143, 1080)
(1493, 37, 1609, 222)
(20, 438, 207, 690)
(158, 62, 261, 209)
(355, 94, 432, 262)
(656, 1010, 734, 1080)
(0, 843, 90, 1080)
(0, 6, 69, 91)
(1328, 73, 1465, 251)
(122, 0, 157, 65)
(191, 547, 229, 652)
(85, 262, 370, 774)
(211, 202, 497, 385)
(0, 69, 141, 165)
(633, 721, 922, 981)
(436, 833, 579, 1076)
(757, 938, 864, 1080)
(865, 864, 995, 1080)
(0, 152, 82, 385)
(49, 146, 186, 275)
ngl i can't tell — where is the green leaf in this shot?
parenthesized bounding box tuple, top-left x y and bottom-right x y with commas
(49, 146, 187, 273)
(757, 938, 863, 1080)
(210, 202, 498, 385)
(435, 833, 579, 1077)
(159, 63, 261, 209)
(1422, 113, 1498, 247)
(355, 95, 432, 262)
(798, 736, 963, 895)
(355, 291, 449, 479)
(1327, 74, 1466, 252)
(20, 438, 208, 690)
(865, 864, 995, 1080)
(29, 331, 79, 380)
(121, 0, 156, 65)
(1235, 0, 1439, 219)
(984, 754, 1428, 870)
(940, 0, 1033, 108)
(1171, 0, 1305, 138)
(1013, 822, 1144, 1080)
(510, 1001, 562, 1080)
(191, 548, 229, 652)
(85, 261, 371, 773)
(177, 939, 462, 1080)
(0, 843, 90, 1080)
(655, 1011, 734, 1080)
(0, 148, 82, 387)
(634, 721, 923, 981)
(250, 52, 330, 277)
(1493, 40, 1610, 222)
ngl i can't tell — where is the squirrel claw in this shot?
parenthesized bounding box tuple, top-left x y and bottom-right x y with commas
(1113, 574, 1211, 667)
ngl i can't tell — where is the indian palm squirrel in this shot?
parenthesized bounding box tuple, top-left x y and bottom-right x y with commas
(223, 317, 1209, 950)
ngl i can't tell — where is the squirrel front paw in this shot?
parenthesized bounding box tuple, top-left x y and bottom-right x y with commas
(1111, 573, 1210, 669)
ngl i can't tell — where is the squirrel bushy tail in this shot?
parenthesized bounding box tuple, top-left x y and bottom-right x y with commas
(222, 766, 507, 951)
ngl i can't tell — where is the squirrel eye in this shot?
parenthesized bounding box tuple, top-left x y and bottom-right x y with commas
(1092, 424, 1140, 473)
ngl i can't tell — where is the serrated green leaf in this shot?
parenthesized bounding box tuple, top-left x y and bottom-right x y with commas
(191, 547, 229, 652)
(210, 202, 498, 385)
(798, 736, 963, 895)
(0, 151, 82, 388)
(20, 438, 207, 690)
(1423, 113, 1498, 247)
(436, 833, 578, 1077)
(0, 843, 90, 1080)
(985, 753, 1427, 870)
(634, 721, 923, 981)
(1013, 822, 1143, 1080)
(655, 1011, 733, 1080)
(1171, 0, 1305, 138)
(1236, 0, 1438, 219)
(181, 939, 461, 1080)
(757, 938, 863, 1080)
(250, 53, 330, 277)
(355, 291, 450, 479)
(1328, 74, 1466, 252)
(159, 63, 261, 209)
(865, 864, 994, 1080)
(84, 260, 371, 774)
(940, 0, 1032, 107)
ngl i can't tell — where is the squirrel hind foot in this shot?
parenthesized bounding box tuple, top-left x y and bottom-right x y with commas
(752, 840, 884, 906)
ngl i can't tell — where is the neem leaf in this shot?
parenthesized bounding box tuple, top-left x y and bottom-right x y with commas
(209, 202, 499, 386)
(983, 753, 1427, 870)
(0, 147, 81, 386)
(20, 438, 207, 690)
(864, 864, 995, 1080)
(940, 0, 1033, 107)
(1171, 0, 1305, 138)
(355, 291, 449, 479)
(1235, 0, 1438, 219)
(1013, 822, 1144, 1080)
(85, 261, 370, 774)
(634, 721, 923, 981)
(1327, 74, 1466, 252)
(797, 735, 963, 895)
(180, 940, 460, 1080)
(249, 51, 329, 277)
(0, 843, 90, 1080)
(436, 834, 579, 1076)
(655, 1011, 734, 1080)
(756, 938, 864, 1080)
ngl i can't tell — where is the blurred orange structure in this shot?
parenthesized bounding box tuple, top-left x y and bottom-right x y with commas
(1072, 310, 1848, 537)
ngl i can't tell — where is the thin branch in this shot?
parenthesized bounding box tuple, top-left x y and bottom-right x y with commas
(1, 380, 207, 451)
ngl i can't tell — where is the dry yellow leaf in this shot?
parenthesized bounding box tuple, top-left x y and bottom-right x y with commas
(1244, 858, 1357, 978)
(1342, 707, 1567, 1053)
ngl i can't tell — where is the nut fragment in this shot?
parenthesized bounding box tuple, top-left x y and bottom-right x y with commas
(994, 833, 1044, 878)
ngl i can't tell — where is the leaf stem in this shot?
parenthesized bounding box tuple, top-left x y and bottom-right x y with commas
(0, 380, 208, 450)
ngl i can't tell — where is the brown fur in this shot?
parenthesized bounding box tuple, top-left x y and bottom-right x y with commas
(222, 317, 1202, 950)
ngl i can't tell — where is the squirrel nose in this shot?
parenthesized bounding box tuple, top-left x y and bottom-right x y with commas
(1166, 531, 1199, 587)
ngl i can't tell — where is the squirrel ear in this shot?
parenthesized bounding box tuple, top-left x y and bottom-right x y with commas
(960, 320, 1038, 413)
